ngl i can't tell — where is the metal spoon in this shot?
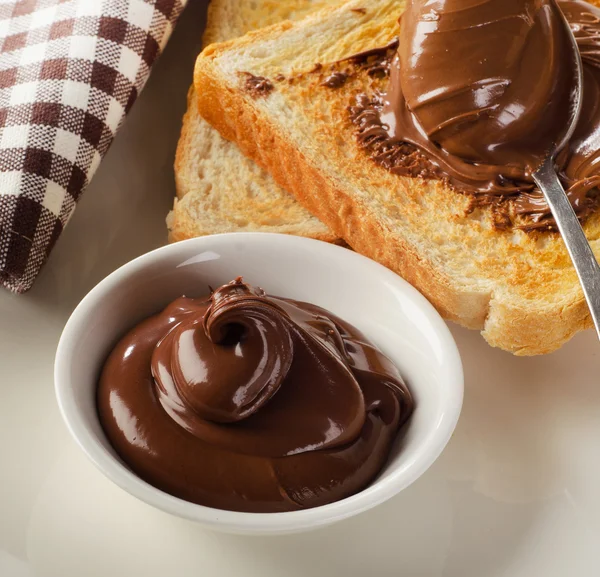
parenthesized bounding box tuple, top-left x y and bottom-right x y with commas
(532, 5, 600, 340)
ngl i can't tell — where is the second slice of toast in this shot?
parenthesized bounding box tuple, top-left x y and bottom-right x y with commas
(168, 0, 341, 244)
(194, 0, 600, 355)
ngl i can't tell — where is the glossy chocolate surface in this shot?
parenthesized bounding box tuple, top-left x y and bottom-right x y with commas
(351, 0, 600, 230)
(97, 279, 413, 513)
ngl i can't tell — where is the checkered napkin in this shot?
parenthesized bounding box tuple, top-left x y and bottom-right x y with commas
(0, 0, 187, 293)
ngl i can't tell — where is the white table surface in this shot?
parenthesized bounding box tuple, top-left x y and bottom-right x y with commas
(2, 1, 600, 575)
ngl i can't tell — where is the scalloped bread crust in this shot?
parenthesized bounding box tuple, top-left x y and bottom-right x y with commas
(193, 0, 600, 355)
(168, 0, 341, 244)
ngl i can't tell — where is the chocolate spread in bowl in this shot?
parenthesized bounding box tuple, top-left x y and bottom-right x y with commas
(97, 279, 413, 513)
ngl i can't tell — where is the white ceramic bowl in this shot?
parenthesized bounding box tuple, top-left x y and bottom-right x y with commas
(55, 233, 463, 535)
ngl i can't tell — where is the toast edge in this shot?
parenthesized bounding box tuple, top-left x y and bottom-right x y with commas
(173, 85, 197, 202)
(169, 85, 344, 244)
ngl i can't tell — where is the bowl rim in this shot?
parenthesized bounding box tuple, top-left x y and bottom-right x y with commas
(54, 232, 464, 533)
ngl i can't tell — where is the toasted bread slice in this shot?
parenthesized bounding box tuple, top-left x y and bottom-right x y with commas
(168, 0, 340, 244)
(193, 0, 600, 355)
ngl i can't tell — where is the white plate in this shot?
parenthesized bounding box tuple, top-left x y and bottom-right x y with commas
(1, 1, 600, 574)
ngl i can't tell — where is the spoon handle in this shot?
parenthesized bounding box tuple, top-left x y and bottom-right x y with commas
(533, 157, 600, 340)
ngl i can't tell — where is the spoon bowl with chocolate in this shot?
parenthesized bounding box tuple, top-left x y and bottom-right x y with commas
(388, 0, 600, 341)
(55, 233, 463, 534)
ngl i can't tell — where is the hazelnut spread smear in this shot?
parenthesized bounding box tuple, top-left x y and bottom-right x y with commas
(97, 279, 413, 513)
(350, 0, 600, 230)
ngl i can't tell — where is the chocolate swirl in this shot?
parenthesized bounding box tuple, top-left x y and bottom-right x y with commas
(98, 279, 413, 512)
(153, 281, 294, 425)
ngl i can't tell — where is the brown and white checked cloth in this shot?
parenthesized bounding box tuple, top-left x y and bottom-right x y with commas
(0, 0, 187, 293)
